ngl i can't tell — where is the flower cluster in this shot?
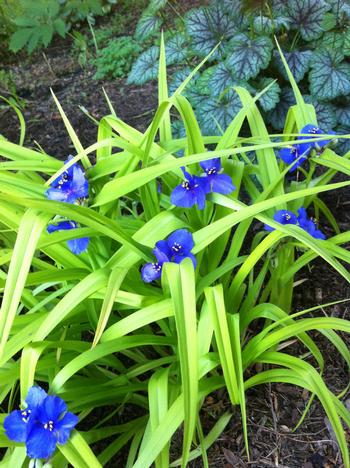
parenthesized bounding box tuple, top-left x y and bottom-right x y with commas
(279, 124, 335, 172)
(45, 156, 89, 255)
(4, 386, 78, 460)
(265, 207, 326, 239)
(141, 229, 196, 283)
(170, 158, 235, 209)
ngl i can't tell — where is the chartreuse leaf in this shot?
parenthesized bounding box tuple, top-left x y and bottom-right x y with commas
(226, 34, 272, 81)
(285, 0, 331, 41)
(148, 368, 170, 467)
(309, 50, 350, 100)
(127, 46, 160, 85)
(158, 32, 172, 145)
(59, 431, 102, 468)
(164, 259, 198, 468)
(0, 210, 50, 359)
(50, 90, 91, 169)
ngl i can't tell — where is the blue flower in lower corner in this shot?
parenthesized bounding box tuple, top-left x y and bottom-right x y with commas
(47, 220, 90, 255)
(141, 229, 196, 283)
(26, 395, 78, 460)
(199, 158, 235, 194)
(170, 167, 207, 209)
(4, 386, 78, 460)
(297, 208, 326, 239)
(45, 155, 88, 204)
(4, 386, 47, 443)
(279, 144, 311, 172)
(299, 124, 335, 151)
(264, 210, 298, 231)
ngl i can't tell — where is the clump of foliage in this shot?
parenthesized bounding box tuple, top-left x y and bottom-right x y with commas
(129, 0, 350, 146)
(92, 36, 142, 79)
(1, 39, 350, 468)
(3, 0, 116, 54)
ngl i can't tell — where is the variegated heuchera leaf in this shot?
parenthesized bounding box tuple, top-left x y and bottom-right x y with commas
(208, 63, 237, 96)
(256, 77, 281, 112)
(169, 67, 192, 95)
(196, 89, 241, 135)
(226, 33, 273, 80)
(285, 0, 331, 41)
(275, 49, 312, 83)
(135, 12, 162, 41)
(185, 4, 237, 59)
(309, 50, 350, 100)
(266, 87, 295, 130)
(335, 101, 350, 127)
(166, 34, 188, 65)
(127, 46, 159, 85)
(149, 0, 168, 11)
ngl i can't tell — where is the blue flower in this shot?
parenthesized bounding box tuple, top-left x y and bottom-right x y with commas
(279, 144, 311, 172)
(264, 210, 298, 231)
(170, 167, 207, 210)
(26, 395, 78, 459)
(4, 387, 47, 443)
(47, 221, 90, 255)
(297, 208, 326, 239)
(4, 386, 78, 460)
(299, 124, 335, 151)
(141, 229, 196, 283)
(46, 156, 88, 204)
(199, 158, 235, 194)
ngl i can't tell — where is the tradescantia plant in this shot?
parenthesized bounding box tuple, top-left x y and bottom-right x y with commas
(1, 37, 350, 467)
(129, 0, 350, 151)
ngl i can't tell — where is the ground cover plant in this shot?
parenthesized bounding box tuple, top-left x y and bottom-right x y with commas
(129, 0, 350, 147)
(0, 38, 350, 467)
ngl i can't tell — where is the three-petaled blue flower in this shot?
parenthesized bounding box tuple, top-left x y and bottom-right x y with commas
(264, 210, 298, 231)
(279, 143, 311, 172)
(141, 229, 196, 283)
(47, 221, 90, 255)
(299, 124, 335, 151)
(199, 158, 235, 194)
(4, 386, 78, 460)
(297, 207, 326, 240)
(264, 208, 326, 239)
(45, 156, 88, 204)
(171, 167, 207, 210)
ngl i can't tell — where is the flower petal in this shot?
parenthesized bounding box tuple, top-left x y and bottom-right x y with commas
(209, 173, 235, 195)
(199, 158, 221, 173)
(67, 237, 90, 255)
(25, 386, 48, 409)
(195, 186, 206, 210)
(55, 412, 78, 445)
(273, 210, 297, 225)
(170, 185, 197, 208)
(37, 396, 66, 424)
(26, 424, 57, 459)
(47, 221, 75, 234)
(167, 229, 194, 255)
(4, 410, 28, 443)
(141, 262, 162, 283)
(154, 240, 172, 259)
(173, 252, 197, 269)
(45, 188, 70, 202)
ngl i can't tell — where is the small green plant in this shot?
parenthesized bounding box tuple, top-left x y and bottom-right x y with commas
(6, 0, 111, 54)
(92, 36, 142, 79)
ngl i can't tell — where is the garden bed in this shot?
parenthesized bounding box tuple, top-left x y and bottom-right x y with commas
(1, 45, 350, 468)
